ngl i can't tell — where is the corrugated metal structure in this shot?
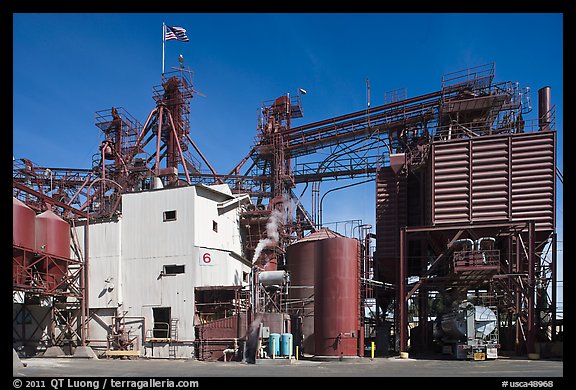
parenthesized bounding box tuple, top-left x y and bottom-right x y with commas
(431, 131, 555, 232)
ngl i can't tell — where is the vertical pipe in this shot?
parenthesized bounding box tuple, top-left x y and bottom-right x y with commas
(468, 139, 472, 222)
(430, 146, 435, 225)
(161, 23, 165, 76)
(81, 221, 88, 347)
(418, 288, 428, 352)
(508, 137, 512, 221)
(399, 227, 407, 353)
(515, 234, 522, 355)
(538, 86, 551, 131)
(551, 232, 557, 341)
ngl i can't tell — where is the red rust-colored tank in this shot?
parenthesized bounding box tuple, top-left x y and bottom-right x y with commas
(13, 197, 36, 285)
(13, 197, 36, 249)
(35, 210, 71, 289)
(314, 236, 361, 357)
(286, 228, 343, 355)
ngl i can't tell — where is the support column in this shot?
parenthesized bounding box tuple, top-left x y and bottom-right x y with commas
(551, 232, 557, 341)
(155, 106, 164, 175)
(527, 221, 535, 354)
(399, 226, 407, 353)
(515, 234, 522, 355)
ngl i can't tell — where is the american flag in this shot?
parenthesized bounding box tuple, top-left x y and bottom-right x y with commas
(165, 25, 189, 42)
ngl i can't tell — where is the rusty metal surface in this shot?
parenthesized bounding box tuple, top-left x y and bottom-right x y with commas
(314, 237, 361, 356)
(197, 316, 239, 340)
(195, 315, 240, 361)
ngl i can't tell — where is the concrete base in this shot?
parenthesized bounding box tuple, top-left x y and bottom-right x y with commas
(43, 346, 66, 357)
(72, 346, 98, 359)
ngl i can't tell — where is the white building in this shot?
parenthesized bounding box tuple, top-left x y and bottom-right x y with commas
(75, 184, 251, 358)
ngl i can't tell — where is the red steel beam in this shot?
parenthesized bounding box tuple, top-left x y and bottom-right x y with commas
(13, 181, 88, 219)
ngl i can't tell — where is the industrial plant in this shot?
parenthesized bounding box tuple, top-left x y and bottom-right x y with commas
(13, 61, 562, 364)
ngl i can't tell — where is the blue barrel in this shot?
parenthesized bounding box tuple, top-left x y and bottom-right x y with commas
(280, 333, 293, 356)
(269, 333, 280, 356)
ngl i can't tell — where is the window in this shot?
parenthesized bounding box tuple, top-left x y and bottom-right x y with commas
(163, 210, 177, 222)
(163, 264, 185, 275)
(212, 220, 218, 232)
(152, 307, 171, 338)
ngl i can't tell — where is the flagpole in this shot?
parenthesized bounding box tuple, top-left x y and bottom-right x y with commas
(162, 22, 166, 76)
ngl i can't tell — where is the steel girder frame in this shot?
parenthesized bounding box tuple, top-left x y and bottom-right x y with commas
(397, 221, 552, 356)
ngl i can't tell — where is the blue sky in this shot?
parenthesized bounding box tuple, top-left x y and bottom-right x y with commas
(12, 13, 564, 312)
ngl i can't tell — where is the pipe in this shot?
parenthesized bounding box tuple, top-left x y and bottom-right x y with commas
(538, 86, 551, 131)
(476, 237, 496, 251)
(319, 178, 373, 227)
(454, 238, 474, 252)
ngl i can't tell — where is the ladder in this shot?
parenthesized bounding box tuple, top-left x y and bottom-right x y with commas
(168, 318, 179, 359)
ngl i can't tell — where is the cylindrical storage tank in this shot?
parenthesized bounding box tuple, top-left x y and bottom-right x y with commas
(314, 236, 361, 357)
(280, 333, 293, 357)
(269, 333, 280, 357)
(13, 197, 36, 285)
(13, 197, 36, 249)
(286, 228, 343, 356)
(35, 210, 71, 290)
(258, 270, 289, 286)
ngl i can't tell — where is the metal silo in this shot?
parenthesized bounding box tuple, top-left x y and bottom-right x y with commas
(35, 210, 71, 290)
(286, 228, 342, 356)
(13, 197, 36, 249)
(13, 197, 36, 285)
(314, 236, 361, 357)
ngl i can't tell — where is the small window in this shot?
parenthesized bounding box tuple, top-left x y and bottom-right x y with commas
(163, 210, 177, 222)
(163, 264, 185, 275)
(212, 220, 218, 232)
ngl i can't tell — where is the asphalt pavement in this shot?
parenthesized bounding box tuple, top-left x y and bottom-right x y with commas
(14, 355, 563, 378)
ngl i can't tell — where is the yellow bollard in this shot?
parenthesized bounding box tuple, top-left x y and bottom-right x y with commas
(371, 341, 375, 360)
(296, 346, 299, 361)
